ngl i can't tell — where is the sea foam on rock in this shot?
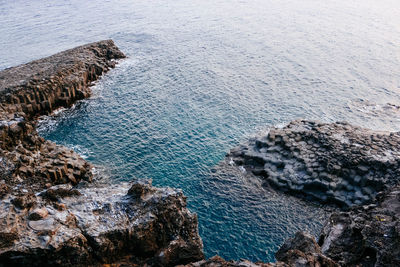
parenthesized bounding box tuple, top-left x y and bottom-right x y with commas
(228, 120, 400, 208)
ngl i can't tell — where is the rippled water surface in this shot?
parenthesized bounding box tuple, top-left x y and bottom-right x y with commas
(1, 0, 400, 262)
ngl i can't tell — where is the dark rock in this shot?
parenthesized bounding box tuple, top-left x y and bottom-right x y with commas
(0, 182, 9, 199)
(0, 232, 19, 249)
(28, 207, 49, 220)
(127, 179, 156, 200)
(11, 193, 37, 209)
(276, 232, 321, 259)
(318, 185, 400, 266)
(178, 255, 281, 267)
(40, 184, 81, 201)
(227, 120, 400, 208)
(275, 231, 338, 267)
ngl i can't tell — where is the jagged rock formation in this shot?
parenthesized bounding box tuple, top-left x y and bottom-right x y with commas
(180, 185, 400, 267)
(226, 119, 400, 266)
(0, 40, 204, 266)
(275, 232, 338, 267)
(0, 40, 128, 191)
(0, 181, 203, 266)
(0, 40, 126, 191)
(318, 185, 400, 266)
(228, 120, 400, 208)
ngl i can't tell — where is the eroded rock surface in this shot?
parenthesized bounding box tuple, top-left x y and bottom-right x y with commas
(0, 181, 203, 266)
(275, 232, 338, 267)
(318, 185, 400, 266)
(3, 40, 399, 267)
(0, 39, 125, 117)
(228, 120, 400, 208)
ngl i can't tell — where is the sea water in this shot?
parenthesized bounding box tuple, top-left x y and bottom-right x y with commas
(1, 0, 400, 262)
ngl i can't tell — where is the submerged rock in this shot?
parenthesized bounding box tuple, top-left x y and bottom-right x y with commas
(228, 120, 400, 208)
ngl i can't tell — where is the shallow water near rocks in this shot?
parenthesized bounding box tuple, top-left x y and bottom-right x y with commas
(2, 0, 400, 262)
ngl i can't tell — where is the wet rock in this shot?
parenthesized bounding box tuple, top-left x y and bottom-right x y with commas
(127, 179, 156, 201)
(180, 233, 342, 267)
(0, 40, 122, 191)
(0, 40, 125, 118)
(227, 120, 400, 208)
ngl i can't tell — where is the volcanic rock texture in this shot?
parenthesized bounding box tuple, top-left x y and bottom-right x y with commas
(228, 120, 400, 208)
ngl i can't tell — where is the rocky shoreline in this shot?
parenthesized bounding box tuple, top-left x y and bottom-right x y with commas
(228, 120, 400, 209)
(227, 120, 400, 266)
(1, 40, 399, 266)
(0, 40, 203, 266)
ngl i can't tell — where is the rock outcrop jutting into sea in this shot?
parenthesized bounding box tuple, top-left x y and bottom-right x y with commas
(228, 120, 400, 208)
(2, 40, 400, 267)
(0, 40, 204, 266)
(226, 119, 400, 266)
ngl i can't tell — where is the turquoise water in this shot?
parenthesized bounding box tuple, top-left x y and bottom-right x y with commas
(2, 0, 400, 262)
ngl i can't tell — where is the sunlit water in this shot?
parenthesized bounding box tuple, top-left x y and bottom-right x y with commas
(1, 0, 400, 262)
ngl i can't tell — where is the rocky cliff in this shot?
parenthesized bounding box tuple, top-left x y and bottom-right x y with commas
(0, 40, 204, 266)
